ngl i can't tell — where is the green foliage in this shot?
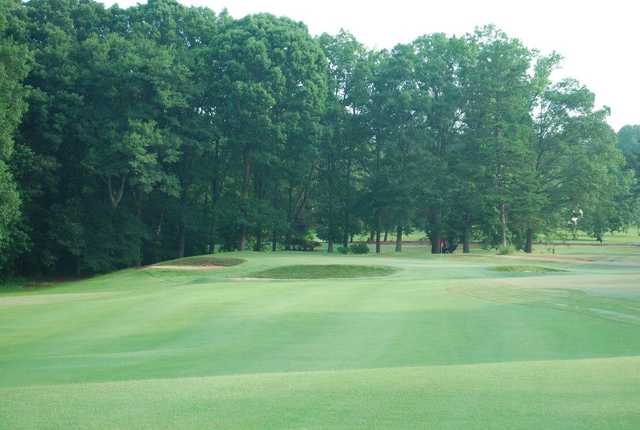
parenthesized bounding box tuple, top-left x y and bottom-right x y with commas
(0, 0, 636, 276)
(618, 125, 640, 158)
(0, 162, 21, 266)
(349, 243, 370, 254)
(617, 124, 640, 225)
(496, 245, 517, 255)
(0, 0, 31, 273)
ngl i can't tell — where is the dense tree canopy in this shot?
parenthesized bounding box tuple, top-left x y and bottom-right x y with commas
(0, 0, 31, 270)
(0, 0, 636, 276)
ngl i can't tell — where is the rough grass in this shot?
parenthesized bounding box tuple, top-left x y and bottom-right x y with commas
(2, 247, 640, 429)
(490, 265, 566, 273)
(250, 264, 396, 279)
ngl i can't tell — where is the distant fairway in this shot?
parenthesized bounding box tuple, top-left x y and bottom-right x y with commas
(2, 246, 640, 429)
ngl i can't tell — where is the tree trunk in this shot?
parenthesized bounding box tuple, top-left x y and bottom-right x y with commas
(209, 219, 216, 254)
(271, 229, 277, 251)
(342, 158, 352, 248)
(239, 154, 251, 251)
(239, 228, 247, 251)
(208, 139, 223, 255)
(285, 230, 292, 251)
(327, 152, 335, 254)
(369, 230, 375, 242)
(383, 230, 388, 242)
(239, 227, 248, 251)
(254, 226, 262, 251)
(177, 224, 185, 258)
(524, 226, 533, 253)
(500, 203, 508, 248)
(285, 186, 293, 250)
(430, 210, 442, 254)
(395, 225, 402, 252)
(463, 220, 471, 254)
(375, 210, 382, 254)
(208, 174, 222, 254)
(342, 210, 350, 247)
(76, 258, 82, 277)
(135, 192, 143, 267)
(106, 175, 127, 209)
(327, 199, 334, 253)
(177, 184, 188, 258)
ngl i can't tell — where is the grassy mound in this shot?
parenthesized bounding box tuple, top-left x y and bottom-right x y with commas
(251, 264, 396, 279)
(154, 255, 245, 267)
(490, 265, 565, 273)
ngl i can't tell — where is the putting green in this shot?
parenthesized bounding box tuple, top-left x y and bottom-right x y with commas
(1, 246, 640, 429)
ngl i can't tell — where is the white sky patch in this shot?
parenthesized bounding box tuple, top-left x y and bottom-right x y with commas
(101, 0, 638, 131)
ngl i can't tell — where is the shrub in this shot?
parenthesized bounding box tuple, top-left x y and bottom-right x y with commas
(337, 246, 350, 254)
(349, 243, 370, 254)
(497, 245, 516, 255)
(289, 238, 321, 251)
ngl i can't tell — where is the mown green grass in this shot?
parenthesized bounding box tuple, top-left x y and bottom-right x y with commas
(251, 264, 396, 279)
(490, 265, 566, 273)
(1, 246, 640, 429)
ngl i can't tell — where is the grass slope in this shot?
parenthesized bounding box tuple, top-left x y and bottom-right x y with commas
(251, 264, 396, 279)
(490, 265, 566, 273)
(153, 255, 246, 267)
(1, 247, 640, 429)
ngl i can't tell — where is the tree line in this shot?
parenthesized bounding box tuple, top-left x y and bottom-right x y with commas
(0, 0, 637, 276)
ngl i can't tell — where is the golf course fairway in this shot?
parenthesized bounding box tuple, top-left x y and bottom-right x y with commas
(2, 245, 640, 429)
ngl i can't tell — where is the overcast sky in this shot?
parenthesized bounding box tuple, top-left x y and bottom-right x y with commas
(101, 0, 638, 131)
